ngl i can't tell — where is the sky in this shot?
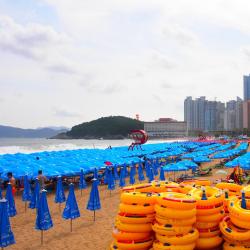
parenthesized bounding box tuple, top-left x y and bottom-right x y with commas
(1, 0, 250, 128)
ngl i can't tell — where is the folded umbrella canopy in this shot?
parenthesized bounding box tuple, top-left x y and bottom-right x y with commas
(0, 198, 15, 248)
(129, 166, 135, 185)
(36, 190, 53, 245)
(87, 178, 101, 221)
(63, 183, 80, 232)
(79, 169, 87, 196)
(159, 167, 165, 181)
(5, 183, 16, 217)
(107, 168, 115, 195)
(119, 167, 126, 188)
(22, 175, 31, 212)
(29, 178, 40, 209)
(193, 156, 211, 163)
(138, 163, 145, 182)
(54, 176, 66, 212)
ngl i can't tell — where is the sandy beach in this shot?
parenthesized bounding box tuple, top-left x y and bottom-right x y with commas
(4, 156, 238, 250)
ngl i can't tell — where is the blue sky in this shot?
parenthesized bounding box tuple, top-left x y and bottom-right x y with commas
(0, 0, 250, 128)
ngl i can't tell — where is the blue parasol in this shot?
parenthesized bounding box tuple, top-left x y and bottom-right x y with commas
(36, 190, 53, 245)
(87, 178, 101, 221)
(22, 175, 31, 212)
(113, 165, 119, 180)
(79, 169, 87, 196)
(62, 183, 80, 232)
(0, 199, 15, 248)
(119, 167, 125, 188)
(138, 163, 145, 182)
(94, 168, 99, 185)
(103, 167, 109, 185)
(148, 167, 154, 182)
(54, 176, 66, 212)
(193, 156, 211, 163)
(0, 187, 2, 200)
(5, 183, 16, 217)
(129, 167, 135, 185)
(159, 167, 165, 181)
(107, 168, 115, 195)
(29, 178, 40, 209)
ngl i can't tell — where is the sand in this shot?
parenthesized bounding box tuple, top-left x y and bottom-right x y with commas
(5, 153, 243, 250)
(7, 184, 121, 250)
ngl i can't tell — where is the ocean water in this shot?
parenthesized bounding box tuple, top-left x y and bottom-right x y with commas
(0, 138, 179, 155)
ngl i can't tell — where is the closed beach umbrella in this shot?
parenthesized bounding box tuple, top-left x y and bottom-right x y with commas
(113, 165, 119, 180)
(0, 199, 15, 248)
(107, 168, 115, 196)
(138, 163, 145, 182)
(63, 183, 80, 232)
(22, 175, 31, 212)
(36, 190, 53, 245)
(29, 178, 40, 209)
(87, 178, 101, 221)
(94, 168, 99, 185)
(119, 167, 125, 188)
(54, 176, 66, 211)
(129, 167, 135, 185)
(0, 187, 2, 200)
(159, 167, 165, 181)
(79, 169, 87, 196)
(5, 183, 16, 217)
(148, 167, 154, 182)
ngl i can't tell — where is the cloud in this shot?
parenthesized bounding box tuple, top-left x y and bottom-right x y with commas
(100, 83, 125, 94)
(150, 52, 176, 69)
(161, 83, 173, 89)
(161, 24, 199, 47)
(54, 109, 81, 118)
(152, 94, 165, 105)
(46, 63, 77, 75)
(0, 15, 69, 60)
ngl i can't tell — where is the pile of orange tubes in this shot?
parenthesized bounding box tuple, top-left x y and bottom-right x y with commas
(153, 192, 198, 250)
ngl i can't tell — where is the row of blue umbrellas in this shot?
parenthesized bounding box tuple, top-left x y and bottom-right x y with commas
(0, 177, 101, 248)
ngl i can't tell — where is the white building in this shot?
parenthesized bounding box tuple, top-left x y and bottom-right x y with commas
(144, 121, 187, 138)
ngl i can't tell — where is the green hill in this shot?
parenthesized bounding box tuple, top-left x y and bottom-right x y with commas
(54, 116, 144, 139)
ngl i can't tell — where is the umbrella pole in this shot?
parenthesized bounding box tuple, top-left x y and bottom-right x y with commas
(70, 219, 72, 232)
(81, 189, 83, 196)
(94, 210, 95, 221)
(59, 203, 61, 213)
(110, 190, 111, 197)
(25, 201, 27, 213)
(41, 230, 43, 245)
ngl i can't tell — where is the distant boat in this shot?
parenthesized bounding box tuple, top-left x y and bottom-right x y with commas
(98, 137, 103, 140)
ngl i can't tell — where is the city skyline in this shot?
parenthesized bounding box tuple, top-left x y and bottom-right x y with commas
(1, 1, 250, 128)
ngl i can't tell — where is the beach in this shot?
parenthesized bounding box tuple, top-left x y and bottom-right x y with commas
(6, 163, 230, 250)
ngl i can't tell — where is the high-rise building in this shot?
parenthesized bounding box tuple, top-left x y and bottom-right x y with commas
(224, 100, 236, 131)
(243, 101, 250, 130)
(184, 96, 224, 132)
(236, 97, 243, 130)
(244, 74, 250, 101)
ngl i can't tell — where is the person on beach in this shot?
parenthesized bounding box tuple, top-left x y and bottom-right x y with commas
(37, 170, 47, 189)
(7, 172, 16, 195)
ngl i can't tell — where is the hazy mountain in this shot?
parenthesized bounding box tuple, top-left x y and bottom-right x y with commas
(0, 125, 68, 138)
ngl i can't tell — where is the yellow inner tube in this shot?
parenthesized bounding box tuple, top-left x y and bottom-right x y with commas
(196, 203, 224, 216)
(230, 214, 250, 230)
(196, 210, 224, 223)
(153, 240, 196, 250)
(151, 181, 180, 193)
(117, 212, 155, 224)
(119, 203, 155, 215)
(189, 186, 223, 206)
(198, 226, 220, 238)
(216, 182, 242, 195)
(155, 228, 199, 245)
(228, 198, 250, 221)
(220, 216, 250, 241)
(122, 183, 153, 193)
(155, 215, 196, 227)
(223, 241, 250, 250)
(120, 192, 156, 205)
(115, 220, 152, 233)
(112, 228, 151, 241)
(113, 236, 154, 250)
(156, 192, 196, 210)
(152, 222, 192, 236)
(155, 204, 196, 219)
(196, 235, 223, 249)
(195, 221, 219, 230)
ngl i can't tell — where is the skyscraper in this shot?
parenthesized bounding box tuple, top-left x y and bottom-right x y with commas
(236, 97, 243, 130)
(244, 74, 250, 101)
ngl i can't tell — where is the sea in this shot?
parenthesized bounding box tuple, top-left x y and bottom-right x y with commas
(0, 138, 181, 155)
